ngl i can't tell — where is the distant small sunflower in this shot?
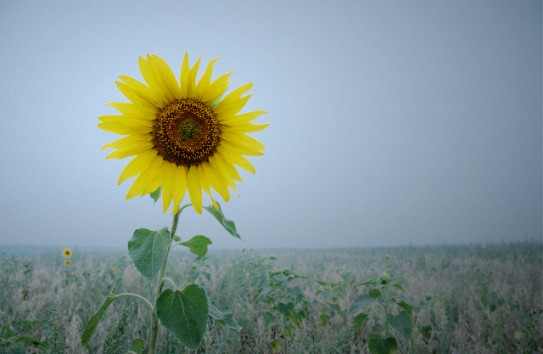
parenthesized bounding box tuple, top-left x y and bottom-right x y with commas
(99, 53, 268, 214)
(62, 248, 72, 258)
(64, 259, 72, 266)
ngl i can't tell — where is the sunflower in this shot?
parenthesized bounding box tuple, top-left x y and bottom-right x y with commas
(64, 259, 72, 266)
(99, 53, 267, 214)
(63, 248, 72, 258)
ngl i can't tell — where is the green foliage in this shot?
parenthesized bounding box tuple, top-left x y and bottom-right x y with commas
(103, 307, 130, 354)
(128, 338, 145, 354)
(203, 203, 240, 239)
(2, 243, 541, 353)
(368, 335, 398, 354)
(350, 271, 422, 353)
(156, 285, 209, 349)
(149, 187, 161, 202)
(208, 301, 242, 332)
(81, 294, 120, 347)
(387, 311, 412, 340)
(350, 293, 376, 314)
(42, 309, 69, 354)
(128, 228, 171, 281)
(180, 235, 212, 257)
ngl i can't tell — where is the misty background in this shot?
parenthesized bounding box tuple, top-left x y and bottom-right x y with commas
(0, 0, 541, 250)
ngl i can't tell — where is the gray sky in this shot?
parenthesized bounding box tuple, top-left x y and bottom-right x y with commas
(0, 0, 541, 249)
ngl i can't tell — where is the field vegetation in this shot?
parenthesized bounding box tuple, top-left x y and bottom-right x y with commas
(0, 242, 541, 353)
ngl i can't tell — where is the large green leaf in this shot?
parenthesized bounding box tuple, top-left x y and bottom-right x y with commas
(180, 235, 212, 257)
(203, 203, 240, 239)
(349, 293, 376, 315)
(81, 295, 118, 346)
(208, 301, 242, 331)
(368, 335, 398, 354)
(157, 285, 209, 349)
(387, 311, 412, 340)
(128, 228, 171, 281)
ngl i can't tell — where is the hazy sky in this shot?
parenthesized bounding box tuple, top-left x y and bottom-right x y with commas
(0, 0, 541, 249)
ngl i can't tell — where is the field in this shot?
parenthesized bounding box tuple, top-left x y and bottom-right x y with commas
(0, 242, 541, 353)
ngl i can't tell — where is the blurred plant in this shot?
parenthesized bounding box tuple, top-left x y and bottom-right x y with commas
(350, 272, 431, 354)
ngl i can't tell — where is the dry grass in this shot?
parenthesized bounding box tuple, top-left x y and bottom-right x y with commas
(0, 242, 541, 353)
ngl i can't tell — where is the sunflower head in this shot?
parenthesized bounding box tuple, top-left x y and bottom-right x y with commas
(99, 53, 268, 214)
(62, 248, 72, 258)
(64, 259, 72, 266)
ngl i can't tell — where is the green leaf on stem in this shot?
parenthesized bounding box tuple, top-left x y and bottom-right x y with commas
(349, 293, 375, 315)
(128, 228, 171, 281)
(180, 235, 212, 257)
(128, 338, 145, 354)
(203, 203, 240, 239)
(368, 335, 398, 354)
(387, 311, 412, 340)
(353, 312, 368, 332)
(208, 301, 242, 331)
(397, 299, 414, 315)
(149, 187, 161, 202)
(81, 295, 118, 346)
(157, 285, 209, 349)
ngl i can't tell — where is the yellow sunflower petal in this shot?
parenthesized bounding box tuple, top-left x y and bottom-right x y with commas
(118, 74, 164, 107)
(201, 162, 230, 202)
(100, 135, 152, 151)
(222, 122, 270, 133)
(197, 164, 212, 196)
(107, 102, 156, 116)
(171, 165, 188, 214)
(180, 52, 191, 97)
(98, 121, 152, 135)
(126, 157, 164, 199)
(212, 152, 243, 184)
(203, 72, 231, 104)
(161, 163, 176, 213)
(178, 53, 203, 98)
(187, 166, 202, 214)
(117, 150, 158, 185)
(214, 82, 253, 114)
(151, 55, 182, 100)
(115, 81, 157, 109)
(221, 131, 266, 151)
(138, 55, 171, 104)
(217, 146, 256, 174)
(215, 95, 251, 119)
(220, 110, 267, 125)
(195, 57, 219, 97)
(105, 142, 153, 159)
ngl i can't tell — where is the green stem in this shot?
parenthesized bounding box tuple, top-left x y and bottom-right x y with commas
(114, 293, 154, 312)
(148, 209, 182, 354)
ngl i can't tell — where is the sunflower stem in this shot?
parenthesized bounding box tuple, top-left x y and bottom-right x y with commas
(148, 209, 181, 354)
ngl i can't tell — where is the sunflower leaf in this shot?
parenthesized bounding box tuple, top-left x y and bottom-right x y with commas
(149, 186, 161, 203)
(157, 285, 208, 349)
(128, 228, 171, 281)
(203, 203, 240, 239)
(208, 300, 242, 331)
(180, 235, 212, 257)
(81, 294, 118, 346)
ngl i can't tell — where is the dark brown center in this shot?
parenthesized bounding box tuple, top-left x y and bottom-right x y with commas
(152, 98, 221, 166)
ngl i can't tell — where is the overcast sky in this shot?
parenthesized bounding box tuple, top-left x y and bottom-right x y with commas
(0, 0, 541, 250)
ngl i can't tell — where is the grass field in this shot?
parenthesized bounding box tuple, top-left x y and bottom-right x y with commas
(0, 242, 541, 353)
